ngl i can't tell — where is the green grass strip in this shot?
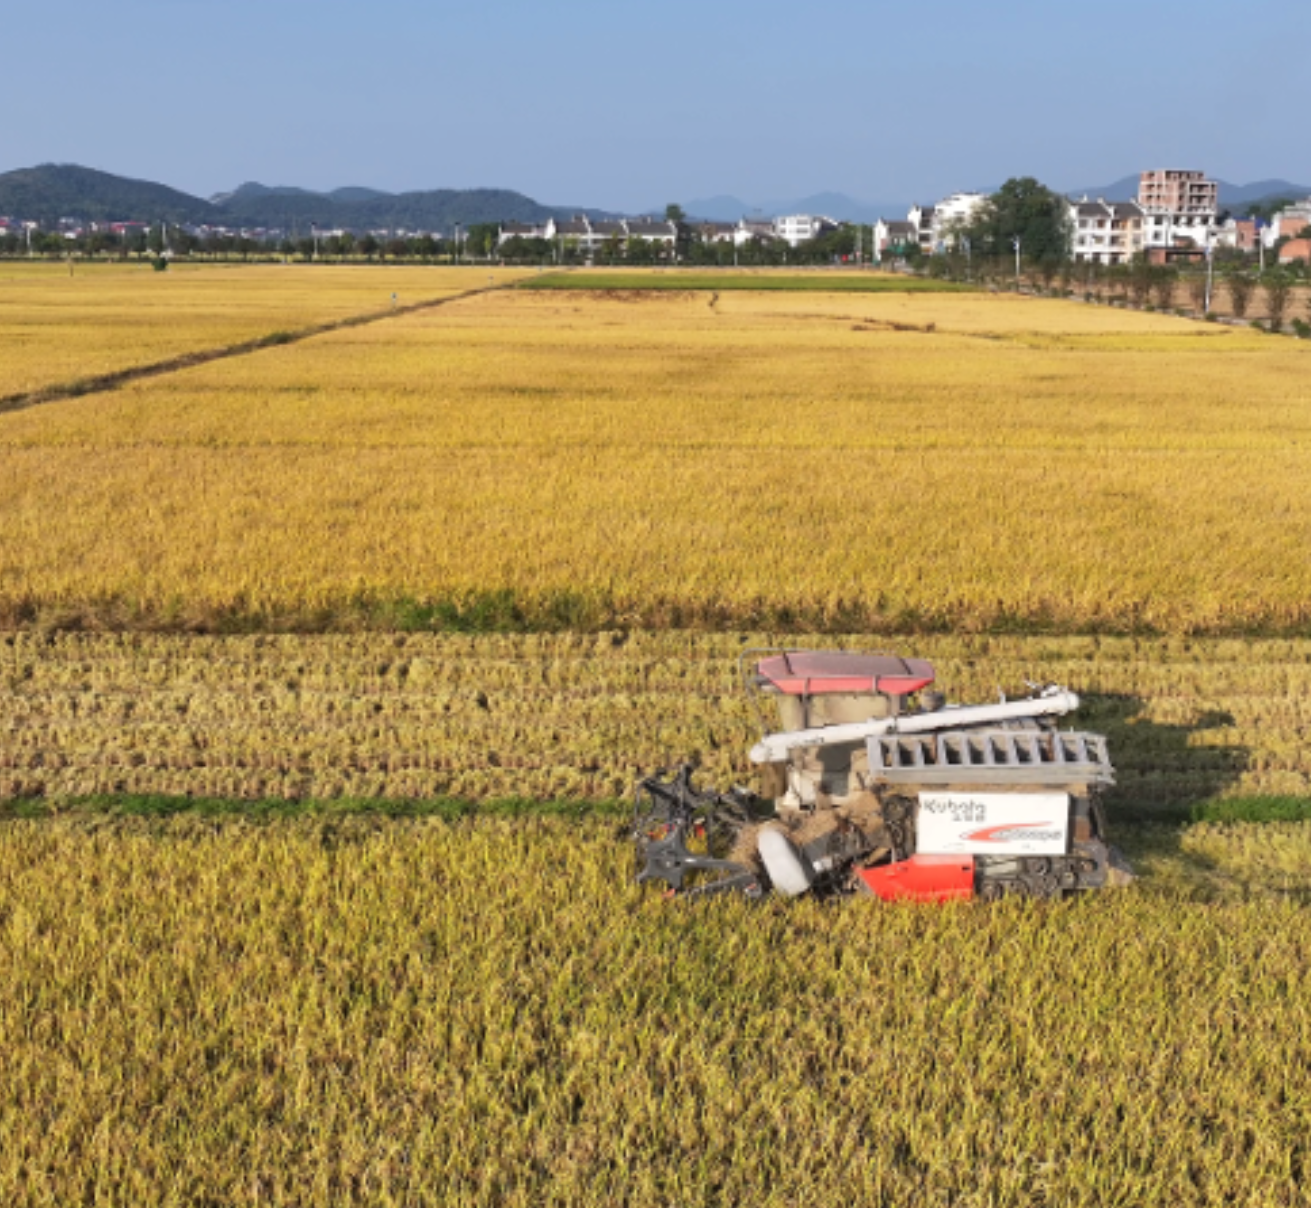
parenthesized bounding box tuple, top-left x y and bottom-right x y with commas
(4, 793, 1309, 828)
(1187, 796, 1311, 824)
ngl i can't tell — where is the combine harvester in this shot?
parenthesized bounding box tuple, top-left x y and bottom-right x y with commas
(634, 650, 1132, 901)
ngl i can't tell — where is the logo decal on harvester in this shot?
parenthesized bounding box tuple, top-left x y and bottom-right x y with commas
(917, 791, 1070, 855)
(962, 822, 1064, 844)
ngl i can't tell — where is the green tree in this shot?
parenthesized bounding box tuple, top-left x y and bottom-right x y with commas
(1226, 272, 1254, 318)
(1129, 258, 1154, 307)
(626, 235, 656, 264)
(597, 231, 622, 264)
(1248, 197, 1296, 225)
(1262, 271, 1293, 330)
(1152, 267, 1178, 310)
(465, 222, 499, 260)
(664, 203, 686, 223)
(966, 177, 1072, 261)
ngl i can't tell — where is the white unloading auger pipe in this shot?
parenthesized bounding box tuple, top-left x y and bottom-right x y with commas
(748, 690, 1082, 764)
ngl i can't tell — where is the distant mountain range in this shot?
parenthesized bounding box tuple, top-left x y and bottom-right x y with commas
(1069, 175, 1311, 208)
(4, 164, 1308, 232)
(0, 165, 615, 231)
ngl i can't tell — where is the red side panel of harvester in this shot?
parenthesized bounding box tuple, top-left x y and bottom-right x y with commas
(855, 855, 975, 902)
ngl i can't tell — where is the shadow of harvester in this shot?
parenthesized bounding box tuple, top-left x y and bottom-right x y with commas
(1077, 694, 1247, 824)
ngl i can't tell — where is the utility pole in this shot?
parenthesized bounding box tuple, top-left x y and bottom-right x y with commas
(1012, 235, 1021, 290)
(1204, 224, 1214, 316)
(312, 222, 319, 261)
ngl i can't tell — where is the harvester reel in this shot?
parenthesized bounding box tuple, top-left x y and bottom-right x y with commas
(632, 765, 764, 898)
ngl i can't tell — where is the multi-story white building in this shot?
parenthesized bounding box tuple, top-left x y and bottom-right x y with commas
(1137, 169, 1217, 250)
(873, 218, 917, 260)
(907, 203, 935, 251)
(735, 217, 776, 246)
(773, 214, 837, 247)
(929, 192, 988, 249)
(1069, 198, 1145, 264)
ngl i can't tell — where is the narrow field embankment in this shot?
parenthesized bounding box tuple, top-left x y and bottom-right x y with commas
(0, 279, 512, 415)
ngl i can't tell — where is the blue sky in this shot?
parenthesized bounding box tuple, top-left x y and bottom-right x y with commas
(5, 0, 1308, 210)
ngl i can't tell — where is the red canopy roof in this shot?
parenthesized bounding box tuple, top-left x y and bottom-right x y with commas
(755, 652, 935, 697)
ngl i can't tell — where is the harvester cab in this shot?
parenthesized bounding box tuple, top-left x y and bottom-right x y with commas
(633, 649, 1131, 902)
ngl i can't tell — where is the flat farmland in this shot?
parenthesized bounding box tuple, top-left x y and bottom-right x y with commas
(0, 262, 527, 399)
(0, 285, 1308, 632)
(4, 270, 1311, 1206)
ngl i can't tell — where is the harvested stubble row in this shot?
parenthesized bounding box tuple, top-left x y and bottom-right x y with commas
(1, 288, 1309, 633)
(3, 631, 1309, 815)
(0, 813, 1309, 1207)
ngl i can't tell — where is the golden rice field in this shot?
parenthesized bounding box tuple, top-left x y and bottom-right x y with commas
(3, 630, 1308, 816)
(4, 268, 1311, 1205)
(2, 813, 1310, 1207)
(0, 282, 1308, 632)
(0, 261, 528, 398)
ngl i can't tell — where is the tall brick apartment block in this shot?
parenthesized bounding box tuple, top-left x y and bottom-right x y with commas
(1137, 169, 1218, 251)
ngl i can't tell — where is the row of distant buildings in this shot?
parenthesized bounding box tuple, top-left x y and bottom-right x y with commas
(875, 170, 1311, 265)
(497, 213, 843, 251)
(497, 171, 1311, 266)
(9, 169, 1311, 266)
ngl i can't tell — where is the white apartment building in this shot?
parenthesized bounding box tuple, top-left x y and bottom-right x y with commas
(1137, 169, 1217, 250)
(773, 214, 838, 247)
(907, 203, 935, 250)
(929, 192, 988, 249)
(734, 217, 776, 247)
(1069, 198, 1145, 264)
(873, 217, 917, 260)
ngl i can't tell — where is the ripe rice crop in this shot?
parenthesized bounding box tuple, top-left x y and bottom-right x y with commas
(0, 812, 1308, 1207)
(3, 631, 1308, 818)
(0, 285, 1308, 633)
(0, 262, 526, 399)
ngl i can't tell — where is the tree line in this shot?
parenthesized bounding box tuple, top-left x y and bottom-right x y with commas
(0, 224, 460, 262)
